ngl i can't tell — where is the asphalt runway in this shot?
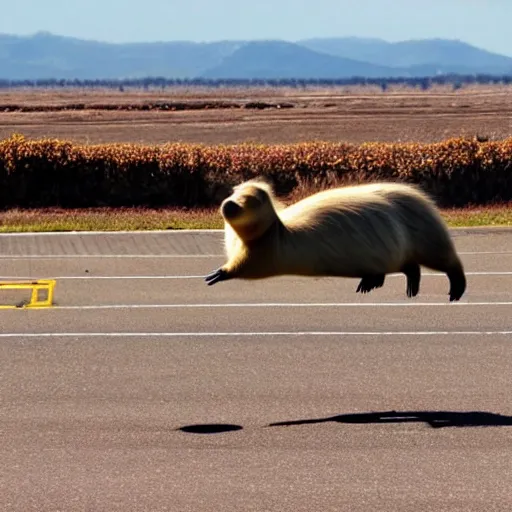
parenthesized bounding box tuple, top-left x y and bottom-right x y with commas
(2, 227, 512, 511)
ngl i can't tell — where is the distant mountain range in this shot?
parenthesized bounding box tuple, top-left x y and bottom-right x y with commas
(1, 31, 512, 80)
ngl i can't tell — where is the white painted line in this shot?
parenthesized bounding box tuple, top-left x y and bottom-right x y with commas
(460, 251, 512, 255)
(9, 254, 233, 260)
(58, 301, 512, 310)
(1, 330, 512, 338)
(1, 252, 512, 259)
(21, 301, 512, 311)
(0, 229, 224, 236)
(1, 271, 512, 281)
(0, 226, 510, 236)
(0, 275, 208, 280)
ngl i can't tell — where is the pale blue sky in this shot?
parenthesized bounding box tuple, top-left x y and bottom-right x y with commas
(2, 0, 512, 56)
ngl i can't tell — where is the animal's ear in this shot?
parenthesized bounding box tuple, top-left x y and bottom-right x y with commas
(252, 175, 272, 185)
(234, 176, 273, 192)
(251, 175, 275, 190)
(251, 176, 276, 195)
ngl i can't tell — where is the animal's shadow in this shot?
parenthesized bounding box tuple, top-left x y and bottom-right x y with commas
(268, 410, 512, 429)
(177, 410, 512, 434)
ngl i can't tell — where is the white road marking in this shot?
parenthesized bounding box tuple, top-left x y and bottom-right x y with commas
(0, 254, 221, 259)
(1, 330, 512, 338)
(1, 251, 512, 259)
(461, 251, 512, 255)
(1, 271, 512, 280)
(14, 301, 512, 310)
(0, 274, 209, 279)
(0, 226, 510, 236)
(0, 229, 224, 236)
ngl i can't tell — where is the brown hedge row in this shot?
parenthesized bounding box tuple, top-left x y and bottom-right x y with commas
(0, 100, 295, 113)
(1, 133, 512, 209)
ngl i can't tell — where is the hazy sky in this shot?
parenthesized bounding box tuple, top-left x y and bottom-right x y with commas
(3, 0, 512, 56)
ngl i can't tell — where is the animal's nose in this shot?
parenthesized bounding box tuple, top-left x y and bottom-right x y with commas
(222, 200, 242, 219)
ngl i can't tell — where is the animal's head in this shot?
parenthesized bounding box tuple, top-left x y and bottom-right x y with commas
(220, 178, 280, 242)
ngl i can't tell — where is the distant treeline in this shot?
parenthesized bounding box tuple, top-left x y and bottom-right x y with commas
(1, 73, 511, 91)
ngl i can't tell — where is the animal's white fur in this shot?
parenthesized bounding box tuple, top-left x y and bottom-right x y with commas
(207, 178, 466, 300)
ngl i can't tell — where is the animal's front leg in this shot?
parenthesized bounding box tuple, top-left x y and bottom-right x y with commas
(356, 274, 386, 294)
(204, 267, 231, 286)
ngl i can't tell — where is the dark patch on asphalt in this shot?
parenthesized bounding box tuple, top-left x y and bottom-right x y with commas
(268, 410, 512, 429)
(177, 423, 244, 434)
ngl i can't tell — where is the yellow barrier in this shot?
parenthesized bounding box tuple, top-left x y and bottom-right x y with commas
(0, 279, 56, 309)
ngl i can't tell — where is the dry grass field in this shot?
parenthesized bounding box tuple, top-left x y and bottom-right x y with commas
(0, 83, 511, 231)
(2, 204, 512, 233)
(0, 83, 511, 146)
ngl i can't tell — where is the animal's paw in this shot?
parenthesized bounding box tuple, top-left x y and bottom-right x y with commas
(356, 275, 385, 294)
(205, 268, 229, 286)
(406, 283, 418, 298)
(401, 262, 421, 299)
(356, 279, 371, 294)
(447, 271, 466, 302)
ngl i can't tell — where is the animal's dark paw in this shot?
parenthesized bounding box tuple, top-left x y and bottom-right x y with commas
(205, 268, 229, 286)
(447, 272, 466, 302)
(356, 275, 385, 294)
(401, 262, 421, 299)
(356, 280, 371, 294)
(449, 290, 463, 302)
(406, 280, 420, 298)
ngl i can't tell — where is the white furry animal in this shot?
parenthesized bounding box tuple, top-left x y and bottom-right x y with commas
(205, 178, 466, 301)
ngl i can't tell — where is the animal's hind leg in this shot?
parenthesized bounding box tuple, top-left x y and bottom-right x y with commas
(400, 262, 421, 298)
(446, 262, 466, 301)
(356, 274, 385, 294)
(417, 254, 466, 301)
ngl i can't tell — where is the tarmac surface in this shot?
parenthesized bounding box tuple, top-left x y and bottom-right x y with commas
(2, 227, 512, 511)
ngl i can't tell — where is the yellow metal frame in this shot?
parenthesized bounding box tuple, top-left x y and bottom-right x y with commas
(0, 279, 56, 309)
